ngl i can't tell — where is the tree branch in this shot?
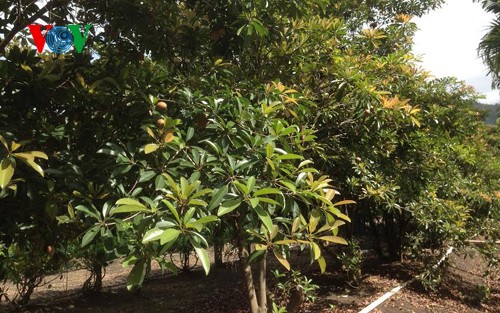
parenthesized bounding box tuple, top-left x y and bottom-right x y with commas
(0, 0, 69, 53)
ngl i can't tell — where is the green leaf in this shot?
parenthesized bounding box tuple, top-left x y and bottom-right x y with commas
(208, 185, 228, 210)
(318, 256, 326, 273)
(292, 217, 301, 233)
(309, 210, 321, 233)
(180, 177, 189, 197)
(254, 188, 282, 197)
(127, 259, 147, 291)
(192, 188, 212, 199)
(270, 224, 279, 240)
(26, 158, 44, 176)
(276, 154, 303, 160)
(311, 242, 321, 260)
(146, 127, 156, 139)
(255, 197, 281, 206)
(333, 200, 356, 206)
(273, 239, 296, 245)
(14, 154, 45, 177)
(144, 143, 160, 154)
(0, 159, 15, 189)
(75, 205, 100, 220)
(273, 249, 290, 271)
(139, 170, 156, 183)
(191, 242, 210, 275)
(278, 180, 296, 193)
(247, 176, 256, 193)
(183, 207, 196, 224)
(254, 206, 273, 233)
(266, 142, 274, 158)
(112, 198, 149, 214)
(81, 225, 100, 247)
(195, 215, 219, 224)
(15, 151, 48, 160)
(67, 202, 75, 219)
(188, 198, 208, 206)
(316, 220, 344, 234)
(217, 199, 241, 216)
(298, 160, 314, 168)
(249, 197, 260, 208)
(116, 198, 144, 206)
(247, 249, 266, 264)
(0, 135, 8, 150)
(163, 200, 181, 224)
(201, 140, 221, 155)
(186, 127, 195, 141)
(319, 236, 348, 245)
(159, 229, 180, 245)
(233, 181, 249, 195)
(142, 228, 164, 243)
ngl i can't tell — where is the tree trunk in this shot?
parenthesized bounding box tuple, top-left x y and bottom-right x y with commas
(214, 223, 224, 267)
(383, 211, 401, 261)
(237, 215, 259, 313)
(367, 209, 385, 259)
(257, 251, 267, 312)
(214, 243, 223, 267)
(240, 244, 259, 313)
(286, 288, 303, 313)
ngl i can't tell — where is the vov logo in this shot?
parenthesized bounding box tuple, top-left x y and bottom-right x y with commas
(27, 24, 92, 54)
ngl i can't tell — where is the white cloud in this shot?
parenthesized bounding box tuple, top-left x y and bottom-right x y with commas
(412, 0, 499, 104)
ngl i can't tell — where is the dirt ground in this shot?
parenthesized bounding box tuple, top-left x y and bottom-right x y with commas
(0, 247, 498, 313)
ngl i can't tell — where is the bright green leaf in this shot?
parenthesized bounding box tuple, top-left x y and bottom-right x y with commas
(159, 229, 180, 245)
(0, 159, 15, 189)
(254, 188, 281, 197)
(318, 256, 326, 273)
(144, 143, 160, 154)
(142, 228, 165, 243)
(254, 206, 273, 233)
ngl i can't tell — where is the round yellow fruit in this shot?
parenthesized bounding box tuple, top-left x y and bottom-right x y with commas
(155, 101, 168, 111)
(46, 245, 55, 257)
(156, 118, 165, 128)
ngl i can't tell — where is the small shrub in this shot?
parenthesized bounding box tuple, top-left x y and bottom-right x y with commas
(472, 284, 490, 304)
(337, 240, 362, 287)
(270, 269, 319, 312)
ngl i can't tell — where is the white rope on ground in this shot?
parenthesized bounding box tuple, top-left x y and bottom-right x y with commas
(358, 246, 454, 313)
(467, 239, 500, 244)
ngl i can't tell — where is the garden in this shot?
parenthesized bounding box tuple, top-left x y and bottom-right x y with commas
(0, 1, 499, 312)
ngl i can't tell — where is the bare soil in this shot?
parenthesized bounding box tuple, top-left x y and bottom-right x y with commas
(1, 247, 498, 313)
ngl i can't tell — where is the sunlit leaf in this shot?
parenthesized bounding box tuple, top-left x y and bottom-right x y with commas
(319, 236, 348, 245)
(273, 249, 290, 271)
(318, 256, 326, 273)
(0, 159, 15, 189)
(144, 143, 160, 154)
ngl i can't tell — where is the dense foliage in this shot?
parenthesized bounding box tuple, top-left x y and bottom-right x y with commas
(0, 0, 498, 311)
(475, 0, 500, 87)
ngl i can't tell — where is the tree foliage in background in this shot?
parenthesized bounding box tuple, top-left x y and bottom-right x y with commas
(475, 0, 500, 88)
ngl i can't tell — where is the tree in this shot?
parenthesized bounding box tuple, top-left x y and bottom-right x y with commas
(475, 0, 500, 88)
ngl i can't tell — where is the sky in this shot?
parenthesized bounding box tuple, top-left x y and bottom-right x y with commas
(412, 0, 499, 104)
